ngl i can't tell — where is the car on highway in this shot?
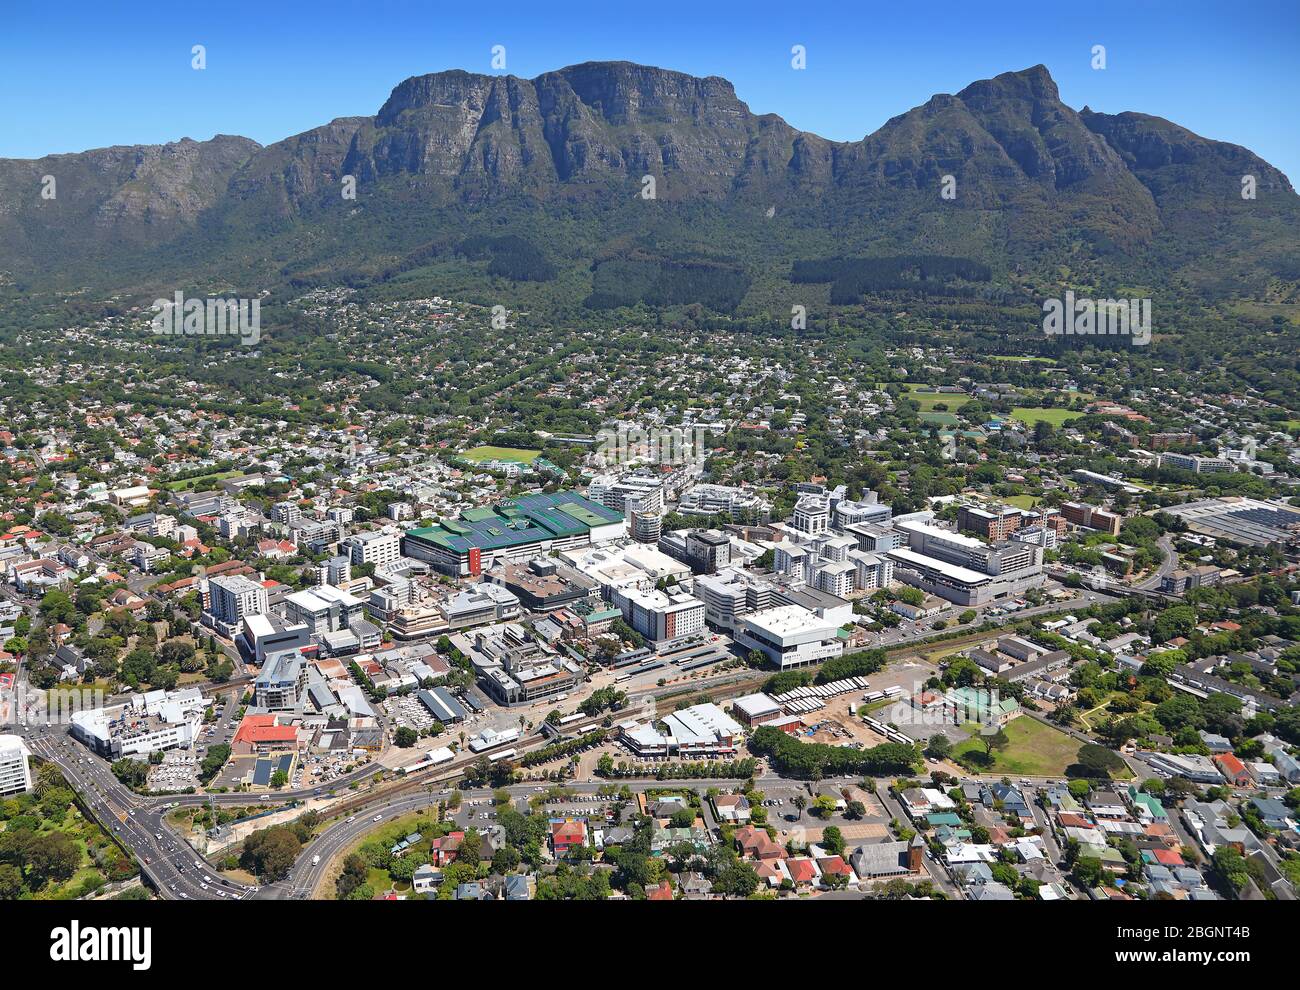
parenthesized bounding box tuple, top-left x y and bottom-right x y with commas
(372, 814, 383, 822)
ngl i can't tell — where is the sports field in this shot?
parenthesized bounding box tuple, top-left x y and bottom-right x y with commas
(459, 445, 541, 464)
(1010, 407, 1084, 427)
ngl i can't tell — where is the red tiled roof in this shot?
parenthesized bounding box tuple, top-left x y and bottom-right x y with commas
(787, 858, 818, 883)
(647, 880, 674, 900)
(816, 856, 852, 877)
(1215, 753, 1247, 776)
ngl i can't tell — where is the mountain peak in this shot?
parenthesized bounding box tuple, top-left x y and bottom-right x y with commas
(958, 63, 1060, 104)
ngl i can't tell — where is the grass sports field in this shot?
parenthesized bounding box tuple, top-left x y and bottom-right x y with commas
(1010, 407, 1084, 427)
(458, 445, 541, 464)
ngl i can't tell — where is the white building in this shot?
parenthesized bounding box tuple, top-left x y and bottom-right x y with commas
(832, 494, 892, 532)
(206, 573, 269, 636)
(676, 484, 769, 522)
(284, 584, 365, 635)
(619, 702, 743, 758)
(610, 586, 706, 643)
(345, 530, 402, 567)
(693, 568, 776, 631)
(886, 519, 1043, 606)
(791, 492, 832, 537)
(70, 688, 206, 759)
(0, 735, 33, 796)
(587, 473, 665, 515)
(735, 604, 844, 669)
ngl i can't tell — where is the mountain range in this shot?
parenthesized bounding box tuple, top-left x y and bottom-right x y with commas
(1, 61, 1296, 311)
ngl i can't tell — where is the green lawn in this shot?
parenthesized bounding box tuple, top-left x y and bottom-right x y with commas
(0, 775, 137, 900)
(920, 411, 962, 427)
(951, 716, 1087, 777)
(163, 469, 244, 492)
(1003, 494, 1040, 509)
(896, 385, 970, 413)
(459, 445, 541, 464)
(1010, 407, 1084, 428)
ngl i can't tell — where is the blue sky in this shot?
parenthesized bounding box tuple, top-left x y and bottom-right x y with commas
(3, 0, 1297, 181)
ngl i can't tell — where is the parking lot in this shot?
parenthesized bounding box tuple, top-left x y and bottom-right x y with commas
(147, 750, 200, 792)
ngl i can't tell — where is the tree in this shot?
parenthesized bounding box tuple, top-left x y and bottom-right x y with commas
(1153, 605, 1197, 644)
(1211, 846, 1250, 896)
(0, 863, 24, 899)
(1071, 743, 1128, 780)
(458, 830, 483, 865)
(27, 832, 81, 885)
(336, 853, 369, 900)
(394, 727, 418, 748)
(811, 795, 838, 819)
(199, 744, 230, 784)
(1071, 855, 1106, 890)
(111, 758, 150, 790)
(821, 826, 846, 856)
(668, 807, 696, 829)
(980, 728, 1010, 759)
(489, 758, 516, 787)
(925, 733, 952, 760)
(240, 825, 302, 882)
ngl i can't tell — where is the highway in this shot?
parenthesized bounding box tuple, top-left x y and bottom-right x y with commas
(25, 733, 254, 901)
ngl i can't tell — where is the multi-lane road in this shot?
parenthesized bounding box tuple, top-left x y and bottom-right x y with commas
(25, 732, 254, 900)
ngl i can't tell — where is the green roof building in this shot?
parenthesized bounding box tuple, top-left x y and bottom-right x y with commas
(402, 490, 624, 577)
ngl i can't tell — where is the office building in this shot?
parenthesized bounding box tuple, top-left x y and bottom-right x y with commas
(345, 530, 402, 567)
(610, 587, 707, 643)
(886, 519, 1044, 606)
(831, 493, 892, 532)
(791, 491, 832, 537)
(1158, 452, 1235, 474)
(254, 648, 310, 711)
(1060, 501, 1123, 537)
(0, 735, 32, 797)
(206, 573, 269, 637)
(587, 473, 665, 515)
(735, 604, 844, 669)
(70, 688, 205, 759)
(694, 568, 776, 631)
(676, 484, 770, 522)
(284, 584, 365, 636)
(442, 583, 522, 629)
(240, 613, 312, 664)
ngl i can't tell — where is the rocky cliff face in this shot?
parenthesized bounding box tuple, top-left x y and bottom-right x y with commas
(0, 135, 258, 267)
(0, 62, 1294, 296)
